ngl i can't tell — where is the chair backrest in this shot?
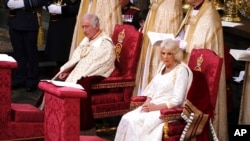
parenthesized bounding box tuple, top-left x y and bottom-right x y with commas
(187, 49, 223, 110)
(111, 24, 143, 78)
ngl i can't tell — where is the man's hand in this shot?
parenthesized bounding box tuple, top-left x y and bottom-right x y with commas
(58, 72, 69, 80)
(7, 0, 24, 9)
(48, 4, 62, 14)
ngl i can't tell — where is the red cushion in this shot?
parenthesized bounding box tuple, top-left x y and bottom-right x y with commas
(11, 103, 44, 122)
(160, 107, 183, 115)
(80, 135, 107, 141)
(130, 96, 147, 102)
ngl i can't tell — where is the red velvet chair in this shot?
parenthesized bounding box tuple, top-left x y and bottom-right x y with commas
(0, 59, 44, 140)
(80, 24, 143, 119)
(130, 49, 223, 141)
(37, 24, 142, 139)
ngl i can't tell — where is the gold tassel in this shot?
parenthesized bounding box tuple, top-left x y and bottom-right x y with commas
(37, 8, 45, 47)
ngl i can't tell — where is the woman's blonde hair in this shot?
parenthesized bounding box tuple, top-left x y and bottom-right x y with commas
(160, 39, 183, 63)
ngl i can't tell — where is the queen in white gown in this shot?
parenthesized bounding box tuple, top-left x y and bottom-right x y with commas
(114, 39, 193, 141)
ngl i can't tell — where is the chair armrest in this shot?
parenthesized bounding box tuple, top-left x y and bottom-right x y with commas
(160, 107, 183, 121)
(130, 96, 147, 110)
(38, 81, 87, 98)
(91, 77, 135, 89)
(131, 95, 147, 102)
(160, 107, 184, 139)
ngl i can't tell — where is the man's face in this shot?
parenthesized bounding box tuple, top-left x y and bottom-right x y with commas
(81, 18, 98, 39)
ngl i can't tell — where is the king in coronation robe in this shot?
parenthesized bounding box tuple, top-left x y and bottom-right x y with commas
(69, 0, 123, 58)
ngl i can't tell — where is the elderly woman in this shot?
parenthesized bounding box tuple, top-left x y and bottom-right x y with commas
(114, 39, 193, 141)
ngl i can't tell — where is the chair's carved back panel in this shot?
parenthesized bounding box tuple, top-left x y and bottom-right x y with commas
(188, 49, 223, 109)
(112, 24, 143, 78)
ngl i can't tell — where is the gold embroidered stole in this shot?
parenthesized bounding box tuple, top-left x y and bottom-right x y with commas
(175, 0, 210, 62)
(89, 0, 97, 13)
(139, 0, 165, 82)
(185, 0, 210, 52)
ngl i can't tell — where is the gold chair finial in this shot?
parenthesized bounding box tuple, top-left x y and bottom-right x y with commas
(194, 54, 203, 71)
(115, 29, 126, 62)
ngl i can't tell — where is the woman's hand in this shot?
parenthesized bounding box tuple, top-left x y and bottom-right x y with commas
(142, 103, 168, 112)
(142, 103, 156, 112)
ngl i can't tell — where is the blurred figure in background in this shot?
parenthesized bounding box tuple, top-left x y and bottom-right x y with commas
(45, 0, 81, 67)
(4, 0, 44, 92)
(131, 0, 150, 10)
(131, 8, 149, 31)
(121, 0, 140, 25)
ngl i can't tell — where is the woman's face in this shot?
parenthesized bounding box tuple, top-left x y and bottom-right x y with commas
(161, 47, 175, 67)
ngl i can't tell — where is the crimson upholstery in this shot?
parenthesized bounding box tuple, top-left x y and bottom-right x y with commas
(80, 136, 107, 141)
(224, 45, 233, 112)
(0, 60, 44, 140)
(80, 24, 143, 119)
(39, 82, 86, 141)
(38, 81, 106, 141)
(130, 49, 223, 141)
(11, 103, 44, 122)
(187, 49, 223, 110)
